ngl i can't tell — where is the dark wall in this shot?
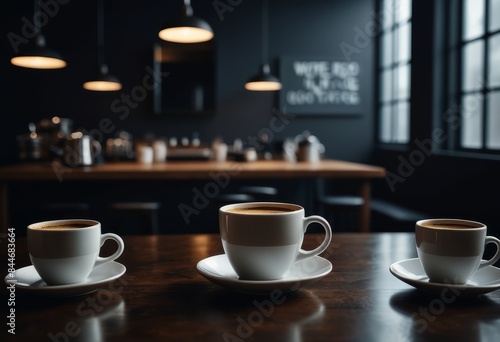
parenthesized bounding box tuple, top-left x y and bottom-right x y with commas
(3, 1, 498, 236)
(0, 0, 376, 166)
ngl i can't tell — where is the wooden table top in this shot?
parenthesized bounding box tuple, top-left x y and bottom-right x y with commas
(3, 233, 499, 341)
(0, 159, 385, 181)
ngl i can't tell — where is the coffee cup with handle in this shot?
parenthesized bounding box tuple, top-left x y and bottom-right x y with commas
(219, 202, 332, 280)
(27, 219, 125, 285)
(415, 218, 500, 284)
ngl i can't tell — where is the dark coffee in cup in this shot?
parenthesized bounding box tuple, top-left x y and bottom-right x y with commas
(226, 206, 294, 215)
(34, 223, 91, 230)
(420, 222, 478, 229)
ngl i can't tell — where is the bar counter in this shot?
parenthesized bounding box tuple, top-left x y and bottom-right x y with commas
(0, 159, 385, 180)
(0, 159, 386, 232)
(3, 233, 499, 341)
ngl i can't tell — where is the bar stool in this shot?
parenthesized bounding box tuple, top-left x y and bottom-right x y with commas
(109, 202, 161, 234)
(315, 179, 364, 232)
(316, 195, 364, 231)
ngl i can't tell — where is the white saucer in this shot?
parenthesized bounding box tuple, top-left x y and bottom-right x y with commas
(389, 258, 500, 296)
(4, 262, 126, 298)
(197, 254, 332, 294)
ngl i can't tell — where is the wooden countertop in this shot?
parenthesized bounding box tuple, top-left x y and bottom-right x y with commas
(4, 233, 499, 341)
(0, 159, 386, 181)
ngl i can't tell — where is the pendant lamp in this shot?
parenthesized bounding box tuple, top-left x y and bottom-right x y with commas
(158, 0, 214, 44)
(83, 0, 122, 91)
(10, 0, 67, 69)
(245, 0, 281, 91)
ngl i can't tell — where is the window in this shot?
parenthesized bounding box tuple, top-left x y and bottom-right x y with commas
(454, 0, 500, 152)
(377, 0, 412, 144)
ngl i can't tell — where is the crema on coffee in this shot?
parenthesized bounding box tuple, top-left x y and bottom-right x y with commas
(226, 207, 294, 214)
(421, 223, 478, 229)
(34, 223, 91, 230)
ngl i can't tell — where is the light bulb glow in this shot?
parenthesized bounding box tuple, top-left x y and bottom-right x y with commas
(245, 81, 282, 91)
(83, 80, 122, 91)
(11, 56, 67, 69)
(159, 27, 213, 43)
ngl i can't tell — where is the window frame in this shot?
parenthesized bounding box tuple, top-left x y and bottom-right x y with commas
(376, 0, 412, 146)
(376, 0, 500, 160)
(445, 0, 500, 154)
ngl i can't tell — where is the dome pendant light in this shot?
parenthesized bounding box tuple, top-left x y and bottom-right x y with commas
(158, 0, 214, 44)
(83, 0, 122, 91)
(245, 0, 281, 91)
(245, 63, 282, 91)
(10, 0, 67, 69)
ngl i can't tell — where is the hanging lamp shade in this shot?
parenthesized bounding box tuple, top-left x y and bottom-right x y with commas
(245, 63, 282, 91)
(159, 0, 213, 43)
(83, 64, 122, 91)
(245, 0, 281, 91)
(83, 0, 122, 91)
(10, 39, 67, 69)
(10, 2, 66, 69)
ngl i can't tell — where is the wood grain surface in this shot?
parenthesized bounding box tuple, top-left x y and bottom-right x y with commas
(2, 233, 499, 341)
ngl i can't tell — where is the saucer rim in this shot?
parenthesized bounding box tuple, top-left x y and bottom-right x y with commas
(196, 254, 332, 294)
(4, 261, 126, 297)
(389, 258, 500, 295)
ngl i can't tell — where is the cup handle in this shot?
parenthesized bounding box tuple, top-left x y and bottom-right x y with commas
(295, 215, 332, 263)
(94, 233, 125, 268)
(478, 236, 500, 270)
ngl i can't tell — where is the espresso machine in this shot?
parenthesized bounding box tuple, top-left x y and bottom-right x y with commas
(17, 116, 73, 162)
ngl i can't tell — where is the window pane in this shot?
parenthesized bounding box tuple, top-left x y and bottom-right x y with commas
(396, 22, 411, 63)
(377, 0, 411, 146)
(461, 93, 483, 148)
(486, 91, 500, 149)
(490, 0, 500, 32)
(395, 101, 410, 143)
(396, 64, 410, 99)
(462, 40, 485, 91)
(380, 0, 395, 30)
(488, 34, 500, 88)
(395, 0, 412, 23)
(381, 32, 393, 67)
(381, 69, 393, 102)
(463, 0, 485, 40)
(380, 105, 392, 142)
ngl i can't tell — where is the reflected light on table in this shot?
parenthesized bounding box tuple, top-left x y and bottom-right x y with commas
(191, 234, 212, 261)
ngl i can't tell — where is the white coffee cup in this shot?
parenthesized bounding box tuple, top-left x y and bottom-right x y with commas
(27, 219, 125, 285)
(213, 143, 228, 162)
(152, 139, 167, 162)
(136, 145, 153, 164)
(219, 202, 332, 280)
(416, 218, 500, 284)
